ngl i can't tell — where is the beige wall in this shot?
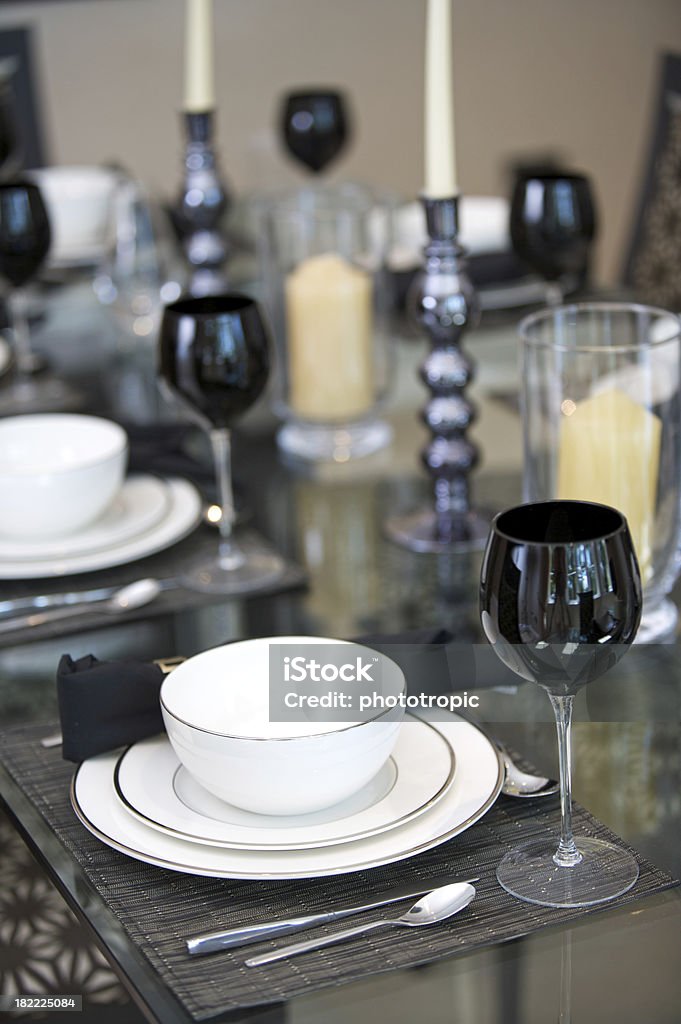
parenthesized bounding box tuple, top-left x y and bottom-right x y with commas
(1, 0, 680, 283)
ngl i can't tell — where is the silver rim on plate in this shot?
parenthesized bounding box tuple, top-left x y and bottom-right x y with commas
(111, 715, 457, 850)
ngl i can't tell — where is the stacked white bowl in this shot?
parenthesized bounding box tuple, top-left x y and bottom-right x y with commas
(29, 166, 119, 266)
(0, 414, 128, 540)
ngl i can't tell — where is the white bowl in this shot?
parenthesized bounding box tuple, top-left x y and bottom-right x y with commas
(0, 414, 128, 539)
(160, 637, 406, 816)
(29, 166, 118, 265)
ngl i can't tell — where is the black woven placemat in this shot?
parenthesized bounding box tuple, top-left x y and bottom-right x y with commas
(0, 527, 306, 647)
(0, 723, 677, 1022)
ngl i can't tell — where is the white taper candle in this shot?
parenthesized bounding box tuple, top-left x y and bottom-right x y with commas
(184, 0, 216, 112)
(424, 0, 458, 197)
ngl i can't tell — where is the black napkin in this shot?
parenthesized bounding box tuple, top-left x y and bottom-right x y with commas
(56, 629, 454, 764)
(124, 422, 214, 491)
(57, 654, 166, 763)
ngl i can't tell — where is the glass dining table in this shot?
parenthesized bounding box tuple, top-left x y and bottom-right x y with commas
(0, 282, 679, 1024)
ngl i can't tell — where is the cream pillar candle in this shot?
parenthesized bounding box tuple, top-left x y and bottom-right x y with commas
(285, 254, 374, 422)
(424, 0, 457, 197)
(557, 388, 661, 582)
(184, 0, 215, 112)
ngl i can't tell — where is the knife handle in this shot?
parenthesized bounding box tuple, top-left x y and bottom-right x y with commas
(0, 603, 101, 633)
(186, 912, 344, 955)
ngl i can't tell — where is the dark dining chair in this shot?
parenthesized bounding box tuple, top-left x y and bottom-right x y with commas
(0, 25, 48, 172)
(623, 52, 681, 310)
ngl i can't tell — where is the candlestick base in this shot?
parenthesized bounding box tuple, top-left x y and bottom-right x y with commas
(277, 417, 392, 464)
(385, 194, 492, 553)
(384, 506, 492, 554)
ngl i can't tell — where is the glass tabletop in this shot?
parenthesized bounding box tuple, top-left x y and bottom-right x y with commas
(0, 286, 679, 1023)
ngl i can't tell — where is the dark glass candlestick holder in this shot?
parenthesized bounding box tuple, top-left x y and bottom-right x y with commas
(385, 195, 491, 552)
(173, 110, 230, 296)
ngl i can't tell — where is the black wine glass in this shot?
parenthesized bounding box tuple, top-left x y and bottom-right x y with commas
(0, 180, 50, 378)
(280, 90, 350, 174)
(510, 172, 596, 305)
(158, 293, 285, 594)
(480, 500, 642, 907)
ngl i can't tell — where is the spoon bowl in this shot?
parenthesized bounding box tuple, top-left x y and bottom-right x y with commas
(397, 882, 477, 927)
(107, 578, 162, 612)
(498, 743, 560, 799)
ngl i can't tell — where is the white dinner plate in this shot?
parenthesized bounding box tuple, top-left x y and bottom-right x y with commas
(71, 714, 503, 879)
(0, 475, 171, 561)
(113, 717, 455, 850)
(0, 477, 201, 578)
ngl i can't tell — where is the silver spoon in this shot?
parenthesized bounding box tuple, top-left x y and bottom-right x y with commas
(245, 882, 476, 967)
(498, 743, 560, 798)
(0, 578, 162, 634)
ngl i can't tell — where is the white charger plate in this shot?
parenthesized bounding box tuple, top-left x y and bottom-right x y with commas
(71, 715, 503, 879)
(113, 717, 455, 850)
(0, 477, 201, 578)
(0, 475, 171, 561)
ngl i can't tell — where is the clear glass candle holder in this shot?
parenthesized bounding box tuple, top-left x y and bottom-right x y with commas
(257, 185, 394, 463)
(520, 302, 681, 642)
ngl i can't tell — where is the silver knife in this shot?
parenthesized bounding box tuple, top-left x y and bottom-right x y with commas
(0, 586, 120, 618)
(186, 874, 480, 956)
(0, 577, 179, 623)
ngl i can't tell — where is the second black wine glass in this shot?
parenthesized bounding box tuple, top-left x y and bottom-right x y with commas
(510, 171, 596, 305)
(0, 180, 50, 377)
(280, 90, 350, 174)
(158, 294, 285, 594)
(480, 500, 642, 907)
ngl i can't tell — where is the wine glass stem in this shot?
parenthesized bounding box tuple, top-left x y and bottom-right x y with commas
(11, 289, 35, 379)
(549, 693, 582, 867)
(545, 281, 563, 307)
(209, 428, 245, 570)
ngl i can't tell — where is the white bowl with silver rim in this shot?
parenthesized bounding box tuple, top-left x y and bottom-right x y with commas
(160, 636, 406, 816)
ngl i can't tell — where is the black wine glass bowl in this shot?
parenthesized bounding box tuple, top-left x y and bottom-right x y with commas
(0, 181, 51, 287)
(280, 89, 349, 174)
(159, 293, 270, 429)
(480, 500, 641, 694)
(509, 172, 596, 283)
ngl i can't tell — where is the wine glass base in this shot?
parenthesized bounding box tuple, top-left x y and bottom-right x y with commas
(179, 550, 287, 596)
(277, 419, 392, 463)
(384, 506, 493, 553)
(496, 836, 639, 908)
(635, 597, 678, 644)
